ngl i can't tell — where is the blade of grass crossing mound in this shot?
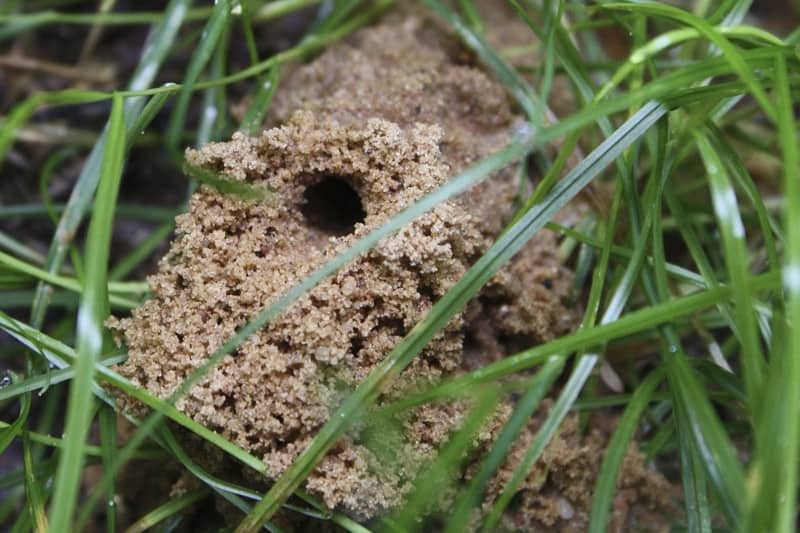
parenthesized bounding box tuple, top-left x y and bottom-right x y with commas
(482, 354, 599, 531)
(481, 164, 659, 529)
(234, 101, 669, 532)
(745, 51, 800, 533)
(588, 369, 664, 532)
(166, 0, 230, 151)
(444, 358, 563, 533)
(392, 386, 501, 531)
(0, 310, 267, 473)
(694, 128, 764, 410)
(30, 0, 190, 328)
(47, 93, 126, 530)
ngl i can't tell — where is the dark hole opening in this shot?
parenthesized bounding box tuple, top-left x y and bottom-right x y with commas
(301, 175, 365, 236)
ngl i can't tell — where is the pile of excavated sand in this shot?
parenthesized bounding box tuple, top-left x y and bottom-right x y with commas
(110, 8, 671, 529)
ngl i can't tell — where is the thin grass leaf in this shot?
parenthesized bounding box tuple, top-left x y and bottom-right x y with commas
(744, 50, 800, 533)
(391, 386, 501, 531)
(0, 375, 31, 455)
(0, 90, 108, 168)
(0, 250, 142, 309)
(674, 396, 713, 532)
(601, 2, 777, 120)
(109, 223, 173, 281)
(663, 333, 746, 527)
(183, 161, 271, 201)
(241, 66, 280, 135)
(588, 369, 664, 532)
(21, 430, 48, 533)
(482, 354, 599, 530)
(166, 0, 231, 151)
(126, 88, 174, 151)
(0, 355, 126, 402)
(100, 405, 117, 533)
(123, 488, 209, 533)
(444, 359, 563, 533)
(47, 93, 126, 530)
(694, 128, 764, 408)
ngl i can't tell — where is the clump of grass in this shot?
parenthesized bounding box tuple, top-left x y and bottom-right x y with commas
(0, 1, 798, 532)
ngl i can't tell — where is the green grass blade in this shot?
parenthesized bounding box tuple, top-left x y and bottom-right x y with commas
(47, 93, 126, 530)
(0, 376, 31, 455)
(482, 354, 599, 530)
(744, 50, 800, 533)
(166, 0, 231, 151)
(123, 488, 208, 533)
(674, 397, 713, 532)
(100, 405, 118, 533)
(600, 1, 777, 120)
(183, 162, 271, 201)
(694, 128, 764, 408)
(444, 358, 563, 533)
(588, 369, 664, 532)
(22, 430, 48, 533)
(241, 66, 281, 135)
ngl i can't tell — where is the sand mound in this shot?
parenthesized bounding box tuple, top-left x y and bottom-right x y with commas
(110, 11, 670, 528)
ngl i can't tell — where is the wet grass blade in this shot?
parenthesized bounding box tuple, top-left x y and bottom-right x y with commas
(166, 0, 231, 151)
(47, 93, 126, 530)
(444, 359, 563, 533)
(123, 488, 208, 533)
(183, 162, 271, 201)
(241, 66, 281, 135)
(694, 127, 764, 410)
(744, 50, 800, 533)
(588, 369, 664, 532)
(99, 405, 117, 533)
(600, 2, 777, 120)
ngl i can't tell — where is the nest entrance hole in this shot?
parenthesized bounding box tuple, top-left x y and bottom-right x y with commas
(301, 175, 366, 236)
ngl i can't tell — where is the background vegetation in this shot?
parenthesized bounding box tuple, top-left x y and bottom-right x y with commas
(0, 0, 798, 531)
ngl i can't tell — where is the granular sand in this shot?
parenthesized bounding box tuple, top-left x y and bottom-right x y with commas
(110, 8, 671, 528)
